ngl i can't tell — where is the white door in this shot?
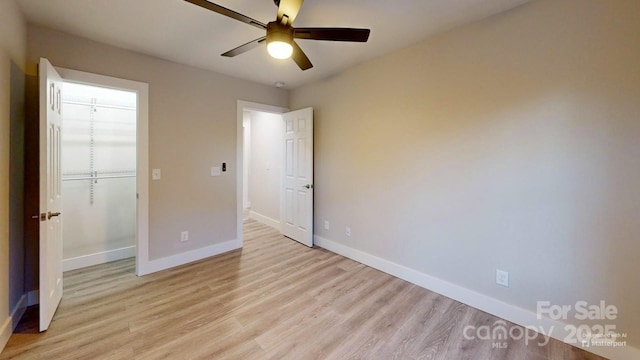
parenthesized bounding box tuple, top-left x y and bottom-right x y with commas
(39, 58, 64, 331)
(281, 108, 313, 247)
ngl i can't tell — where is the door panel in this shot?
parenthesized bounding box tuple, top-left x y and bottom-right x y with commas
(281, 108, 313, 247)
(39, 58, 64, 331)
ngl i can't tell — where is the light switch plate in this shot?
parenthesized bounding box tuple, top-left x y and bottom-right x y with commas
(152, 169, 161, 180)
(211, 166, 221, 177)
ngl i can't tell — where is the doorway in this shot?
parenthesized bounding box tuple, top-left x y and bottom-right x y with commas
(35, 59, 148, 332)
(53, 67, 150, 277)
(237, 101, 287, 245)
(236, 101, 314, 247)
(242, 109, 285, 230)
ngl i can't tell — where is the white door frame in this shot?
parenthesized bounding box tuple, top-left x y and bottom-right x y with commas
(56, 67, 150, 276)
(236, 100, 288, 246)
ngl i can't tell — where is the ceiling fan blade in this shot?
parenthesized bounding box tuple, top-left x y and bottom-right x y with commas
(184, 0, 267, 30)
(291, 41, 313, 71)
(294, 28, 370, 42)
(277, 0, 304, 25)
(221, 36, 267, 57)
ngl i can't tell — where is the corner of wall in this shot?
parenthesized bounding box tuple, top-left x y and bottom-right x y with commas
(0, 0, 29, 353)
(0, 0, 28, 70)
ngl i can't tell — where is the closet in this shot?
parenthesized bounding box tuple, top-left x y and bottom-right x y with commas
(61, 82, 137, 271)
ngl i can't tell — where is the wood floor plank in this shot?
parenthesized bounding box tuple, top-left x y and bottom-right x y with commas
(323, 282, 422, 360)
(0, 218, 607, 360)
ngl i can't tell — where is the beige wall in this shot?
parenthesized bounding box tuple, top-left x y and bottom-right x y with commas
(0, 0, 27, 350)
(25, 25, 288, 263)
(248, 110, 283, 223)
(291, 0, 640, 348)
(249, 111, 284, 222)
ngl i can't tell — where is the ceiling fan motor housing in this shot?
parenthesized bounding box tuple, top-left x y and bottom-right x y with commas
(267, 21, 294, 44)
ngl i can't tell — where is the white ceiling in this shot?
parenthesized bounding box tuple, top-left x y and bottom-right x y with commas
(17, 0, 531, 89)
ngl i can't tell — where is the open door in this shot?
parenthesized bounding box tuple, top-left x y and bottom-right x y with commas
(281, 107, 313, 247)
(38, 58, 64, 331)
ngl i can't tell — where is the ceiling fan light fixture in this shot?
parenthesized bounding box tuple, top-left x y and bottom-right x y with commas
(267, 41, 293, 59)
(266, 22, 294, 59)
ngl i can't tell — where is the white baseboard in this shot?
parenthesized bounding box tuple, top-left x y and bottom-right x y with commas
(314, 235, 639, 360)
(249, 210, 281, 231)
(138, 239, 241, 276)
(0, 294, 27, 353)
(63, 246, 136, 272)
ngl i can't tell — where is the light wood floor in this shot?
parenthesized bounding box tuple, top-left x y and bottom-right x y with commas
(1, 219, 605, 360)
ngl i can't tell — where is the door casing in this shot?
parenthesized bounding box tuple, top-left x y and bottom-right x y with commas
(52, 66, 150, 276)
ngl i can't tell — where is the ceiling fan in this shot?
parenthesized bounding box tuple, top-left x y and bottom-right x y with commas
(184, 0, 371, 70)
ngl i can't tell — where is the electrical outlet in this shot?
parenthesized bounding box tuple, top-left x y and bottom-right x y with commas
(496, 269, 509, 287)
(180, 231, 189, 242)
(324, 220, 330, 230)
(152, 169, 161, 180)
(345, 227, 351, 237)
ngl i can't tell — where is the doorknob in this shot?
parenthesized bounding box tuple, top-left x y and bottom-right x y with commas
(47, 211, 61, 220)
(34, 214, 47, 221)
(302, 184, 314, 189)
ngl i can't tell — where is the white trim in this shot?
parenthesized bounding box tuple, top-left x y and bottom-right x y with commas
(0, 317, 11, 352)
(0, 294, 27, 353)
(137, 239, 241, 275)
(249, 210, 281, 231)
(314, 235, 640, 360)
(63, 246, 136, 272)
(55, 67, 150, 277)
(236, 100, 288, 248)
(27, 290, 39, 306)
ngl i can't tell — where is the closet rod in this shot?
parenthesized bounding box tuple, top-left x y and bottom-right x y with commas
(62, 174, 136, 181)
(62, 100, 136, 111)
